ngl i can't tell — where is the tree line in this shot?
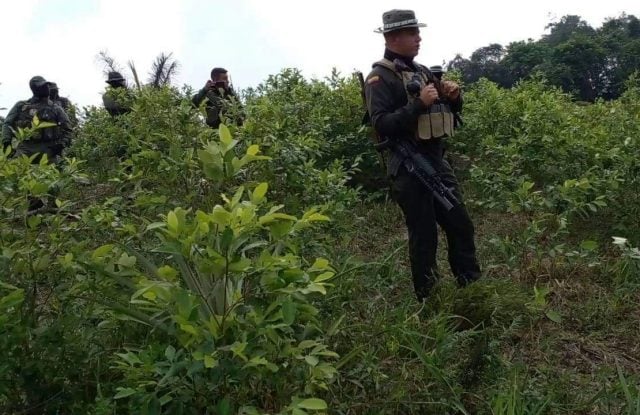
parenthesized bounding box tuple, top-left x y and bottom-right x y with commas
(447, 13, 640, 101)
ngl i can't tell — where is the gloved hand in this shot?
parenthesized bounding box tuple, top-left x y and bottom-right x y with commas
(441, 81, 460, 101)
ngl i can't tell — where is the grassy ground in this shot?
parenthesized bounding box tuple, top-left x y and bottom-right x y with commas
(319, 200, 640, 414)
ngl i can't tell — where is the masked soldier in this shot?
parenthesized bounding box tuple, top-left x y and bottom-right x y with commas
(364, 10, 481, 301)
(2, 76, 72, 164)
(192, 67, 244, 129)
(102, 71, 132, 117)
(49, 81, 78, 127)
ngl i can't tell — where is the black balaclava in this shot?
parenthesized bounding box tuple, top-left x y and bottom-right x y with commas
(49, 82, 60, 100)
(29, 76, 50, 98)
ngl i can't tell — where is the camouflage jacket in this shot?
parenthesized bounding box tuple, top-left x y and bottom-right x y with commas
(53, 96, 78, 127)
(102, 86, 133, 117)
(2, 97, 72, 147)
(364, 57, 462, 176)
(192, 86, 244, 129)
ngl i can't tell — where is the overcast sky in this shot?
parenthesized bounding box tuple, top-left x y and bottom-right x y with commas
(1, 0, 638, 116)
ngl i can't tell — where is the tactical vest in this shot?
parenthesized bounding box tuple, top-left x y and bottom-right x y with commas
(15, 100, 60, 141)
(374, 58, 454, 140)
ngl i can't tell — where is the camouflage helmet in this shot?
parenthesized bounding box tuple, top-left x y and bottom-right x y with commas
(106, 71, 126, 84)
(29, 75, 51, 96)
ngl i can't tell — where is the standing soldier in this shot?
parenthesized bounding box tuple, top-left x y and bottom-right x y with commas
(102, 71, 132, 117)
(364, 10, 481, 301)
(2, 76, 72, 164)
(49, 81, 78, 127)
(192, 67, 244, 129)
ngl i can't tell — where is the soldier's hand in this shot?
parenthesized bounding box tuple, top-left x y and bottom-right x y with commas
(441, 81, 460, 101)
(205, 80, 214, 90)
(419, 84, 439, 107)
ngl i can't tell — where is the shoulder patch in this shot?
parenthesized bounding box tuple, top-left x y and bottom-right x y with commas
(367, 75, 380, 85)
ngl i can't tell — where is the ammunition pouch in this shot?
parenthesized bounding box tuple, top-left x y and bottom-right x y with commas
(417, 104, 454, 140)
(17, 102, 59, 142)
(374, 58, 456, 141)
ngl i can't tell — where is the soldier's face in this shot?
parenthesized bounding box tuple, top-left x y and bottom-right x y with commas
(387, 28, 422, 57)
(32, 84, 50, 98)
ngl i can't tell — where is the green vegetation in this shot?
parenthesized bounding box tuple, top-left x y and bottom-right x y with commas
(450, 13, 640, 101)
(1, 65, 639, 414)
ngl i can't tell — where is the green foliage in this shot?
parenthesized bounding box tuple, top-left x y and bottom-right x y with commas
(242, 68, 374, 212)
(2, 65, 640, 414)
(2, 82, 345, 413)
(455, 77, 639, 234)
(449, 13, 640, 100)
(82, 186, 336, 413)
(611, 237, 640, 290)
(0, 149, 105, 413)
(490, 368, 550, 415)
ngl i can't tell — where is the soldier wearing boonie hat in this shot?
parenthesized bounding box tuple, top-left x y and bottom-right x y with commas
(102, 71, 132, 117)
(363, 9, 481, 302)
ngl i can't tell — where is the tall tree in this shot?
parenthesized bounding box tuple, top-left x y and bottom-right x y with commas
(502, 40, 550, 81)
(543, 15, 595, 47)
(447, 13, 639, 100)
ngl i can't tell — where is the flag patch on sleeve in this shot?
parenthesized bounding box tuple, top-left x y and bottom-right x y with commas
(367, 75, 380, 85)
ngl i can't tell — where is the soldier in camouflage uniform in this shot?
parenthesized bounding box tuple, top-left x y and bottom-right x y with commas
(192, 67, 244, 129)
(364, 10, 481, 301)
(48, 82, 78, 127)
(102, 71, 132, 117)
(2, 76, 72, 164)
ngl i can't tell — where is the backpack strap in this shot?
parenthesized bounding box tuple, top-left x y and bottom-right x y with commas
(372, 58, 403, 80)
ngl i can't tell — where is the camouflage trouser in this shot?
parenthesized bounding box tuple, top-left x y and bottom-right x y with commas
(391, 158, 481, 301)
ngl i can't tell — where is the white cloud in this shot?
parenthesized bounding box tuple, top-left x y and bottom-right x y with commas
(1, 0, 186, 113)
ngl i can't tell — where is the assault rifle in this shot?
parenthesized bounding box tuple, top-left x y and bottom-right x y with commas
(355, 71, 460, 211)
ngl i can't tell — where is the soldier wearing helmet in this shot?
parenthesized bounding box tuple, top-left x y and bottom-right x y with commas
(2, 75, 72, 163)
(49, 82, 78, 127)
